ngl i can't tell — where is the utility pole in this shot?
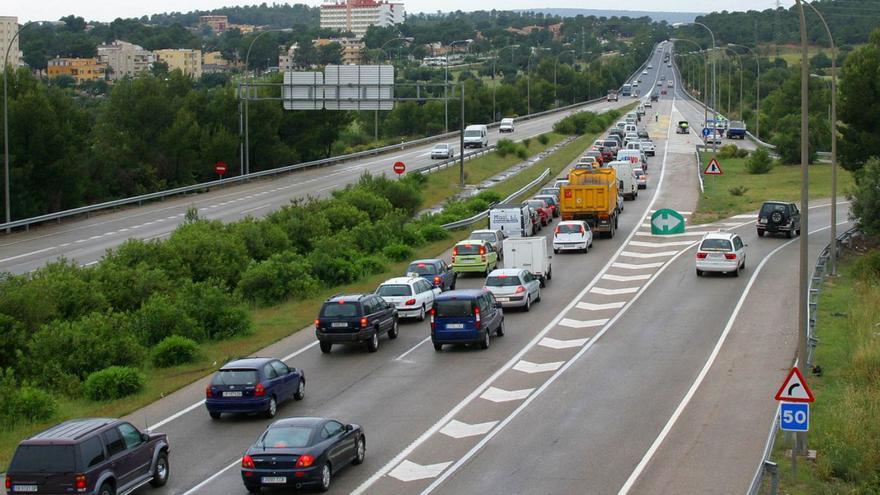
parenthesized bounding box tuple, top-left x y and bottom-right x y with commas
(795, 0, 810, 457)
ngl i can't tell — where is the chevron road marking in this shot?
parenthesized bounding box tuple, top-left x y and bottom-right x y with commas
(513, 360, 566, 374)
(538, 337, 590, 349)
(612, 261, 665, 270)
(439, 420, 499, 439)
(576, 301, 627, 311)
(559, 318, 609, 329)
(479, 387, 534, 403)
(388, 460, 454, 482)
(620, 250, 680, 258)
(602, 273, 653, 282)
(590, 286, 640, 295)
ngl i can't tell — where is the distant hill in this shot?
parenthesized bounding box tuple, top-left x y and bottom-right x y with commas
(515, 8, 703, 24)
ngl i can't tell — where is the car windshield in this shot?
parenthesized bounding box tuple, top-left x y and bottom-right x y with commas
(760, 203, 787, 216)
(10, 445, 76, 472)
(435, 299, 474, 317)
(700, 239, 733, 252)
(320, 302, 361, 318)
(557, 224, 584, 234)
(262, 425, 314, 449)
(433, 144, 448, 150)
(407, 263, 437, 275)
(486, 275, 522, 287)
(464, 130, 482, 137)
(470, 232, 495, 242)
(634, 170, 645, 178)
(377, 284, 412, 297)
(212, 369, 259, 386)
(455, 244, 483, 255)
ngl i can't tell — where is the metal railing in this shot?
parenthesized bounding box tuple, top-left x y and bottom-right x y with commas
(440, 168, 551, 230)
(746, 226, 859, 495)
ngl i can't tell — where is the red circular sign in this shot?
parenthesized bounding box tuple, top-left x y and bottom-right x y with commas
(393, 161, 406, 175)
(215, 162, 228, 175)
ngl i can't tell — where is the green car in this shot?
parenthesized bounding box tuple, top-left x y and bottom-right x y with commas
(452, 239, 499, 275)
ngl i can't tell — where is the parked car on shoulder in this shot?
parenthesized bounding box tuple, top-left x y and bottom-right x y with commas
(376, 276, 441, 321)
(499, 118, 516, 133)
(431, 289, 504, 351)
(206, 357, 305, 419)
(315, 294, 398, 353)
(405, 259, 456, 291)
(553, 220, 593, 254)
(695, 231, 747, 277)
(483, 268, 541, 311)
(451, 239, 499, 275)
(5, 418, 170, 495)
(469, 229, 506, 258)
(430, 143, 455, 159)
(757, 201, 801, 238)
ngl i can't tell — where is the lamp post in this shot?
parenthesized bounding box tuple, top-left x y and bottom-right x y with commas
(373, 37, 413, 143)
(527, 47, 550, 116)
(445, 39, 472, 133)
(244, 28, 293, 177)
(721, 47, 743, 119)
(493, 44, 519, 122)
(675, 22, 718, 152)
(673, 38, 708, 130)
(728, 43, 761, 139)
(554, 49, 576, 108)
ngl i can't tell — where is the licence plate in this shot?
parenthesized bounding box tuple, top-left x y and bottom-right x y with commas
(496, 298, 510, 302)
(222, 391, 242, 397)
(13, 487, 38, 493)
(446, 323, 464, 329)
(331, 322, 348, 328)
(262, 477, 287, 484)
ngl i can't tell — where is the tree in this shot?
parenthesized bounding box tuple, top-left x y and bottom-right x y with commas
(850, 158, 880, 235)
(838, 29, 880, 172)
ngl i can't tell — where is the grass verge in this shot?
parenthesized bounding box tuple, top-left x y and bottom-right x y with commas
(692, 152, 854, 224)
(767, 249, 880, 494)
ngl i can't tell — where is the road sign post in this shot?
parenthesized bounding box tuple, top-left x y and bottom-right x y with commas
(775, 366, 814, 478)
(215, 161, 228, 180)
(703, 157, 723, 190)
(780, 402, 809, 432)
(393, 161, 406, 177)
(650, 209, 685, 235)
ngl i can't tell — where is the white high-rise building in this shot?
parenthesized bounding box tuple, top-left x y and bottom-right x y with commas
(0, 16, 21, 67)
(320, 0, 405, 38)
(97, 40, 154, 81)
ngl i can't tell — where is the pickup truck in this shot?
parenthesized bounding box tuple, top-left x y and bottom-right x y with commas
(726, 121, 747, 139)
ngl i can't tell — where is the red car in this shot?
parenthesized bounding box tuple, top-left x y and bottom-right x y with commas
(525, 199, 552, 226)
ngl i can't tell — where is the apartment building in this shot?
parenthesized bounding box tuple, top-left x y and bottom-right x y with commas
(199, 15, 228, 34)
(154, 48, 203, 79)
(47, 57, 107, 82)
(320, 0, 404, 38)
(97, 40, 154, 80)
(203, 51, 231, 73)
(0, 16, 20, 67)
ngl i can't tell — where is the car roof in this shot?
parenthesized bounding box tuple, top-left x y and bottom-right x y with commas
(471, 229, 500, 234)
(456, 239, 489, 245)
(433, 143, 449, 147)
(380, 276, 420, 286)
(701, 231, 737, 240)
(409, 258, 441, 265)
(762, 200, 793, 206)
(558, 220, 586, 225)
(270, 417, 331, 428)
(435, 289, 486, 301)
(221, 357, 276, 370)
(488, 268, 525, 277)
(22, 418, 118, 445)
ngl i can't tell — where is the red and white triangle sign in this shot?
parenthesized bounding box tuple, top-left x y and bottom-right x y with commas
(704, 158, 723, 175)
(774, 367, 815, 403)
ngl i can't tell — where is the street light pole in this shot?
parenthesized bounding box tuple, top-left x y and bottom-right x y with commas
(722, 47, 743, 119)
(693, 22, 718, 153)
(554, 49, 575, 108)
(673, 38, 708, 132)
(445, 39, 472, 133)
(527, 47, 549, 116)
(493, 44, 519, 122)
(729, 43, 761, 139)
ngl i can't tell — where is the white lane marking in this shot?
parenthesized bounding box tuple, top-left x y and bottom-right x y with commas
(620, 250, 679, 258)
(81, 261, 98, 267)
(590, 286, 640, 295)
(731, 214, 754, 219)
(612, 262, 665, 270)
(395, 336, 431, 362)
(389, 460, 454, 482)
(539, 337, 590, 349)
(634, 231, 712, 238)
(558, 318, 609, 329)
(59, 242, 71, 247)
(602, 273, 652, 282)
(576, 301, 627, 311)
(616, 220, 847, 494)
(650, 210, 693, 215)
(439, 420, 499, 439)
(0, 246, 55, 263)
(180, 459, 239, 495)
(239, 203, 271, 215)
(513, 360, 565, 374)
(480, 387, 534, 403)
(629, 240, 697, 248)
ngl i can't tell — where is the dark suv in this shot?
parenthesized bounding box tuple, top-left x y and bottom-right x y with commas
(757, 201, 801, 238)
(315, 294, 398, 353)
(5, 418, 169, 495)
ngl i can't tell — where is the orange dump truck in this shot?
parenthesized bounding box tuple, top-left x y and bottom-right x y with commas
(559, 166, 620, 238)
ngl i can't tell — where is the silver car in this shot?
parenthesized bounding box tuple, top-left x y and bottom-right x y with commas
(430, 143, 455, 159)
(469, 229, 505, 259)
(483, 268, 542, 311)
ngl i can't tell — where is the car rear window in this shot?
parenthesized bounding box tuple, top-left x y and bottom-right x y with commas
(470, 232, 494, 242)
(526, 201, 545, 209)
(455, 244, 482, 255)
(700, 239, 733, 252)
(603, 140, 617, 147)
(212, 369, 259, 386)
(10, 445, 77, 472)
(262, 426, 314, 449)
(557, 224, 584, 234)
(320, 302, 361, 317)
(760, 203, 787, 216)
(435, 299, 475, 317)
(486, 275, 522, 287)
(407, 263, 437, 275)
(377, 284, 412, 297)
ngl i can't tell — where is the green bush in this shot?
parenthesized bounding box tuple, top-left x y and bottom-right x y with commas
(357, 255, 388, 275)
(537, 133, 550, 145)
(736, 148, 750, 158)
(718, 144, 740, 159)
(132, 293, 205, 344)
(420, 223, 449, 241)
(151, 335, 200, 368)
(383, 243, 413, 262)
(852, 250, 880, 282)
(399, 223, 426, 247)
(496, 138, 517, 157)
(745, 147, 774, 174)
(522, 137, 532, 148)
(335, 187, 394, 221)
(228, 218, 291, 261)
(180, 281, 252, 340)
(238, 251, 319, 306)
(851, 158, 880, 236)
(729, 186, 750, 196)
(0, 370, 57, 427)
(475, 190, 502, 204)
(165, 220, 250, 287)
(91, 261, 173, 311)
(84, 366, 145, 401)
(516, 147, 528, 159)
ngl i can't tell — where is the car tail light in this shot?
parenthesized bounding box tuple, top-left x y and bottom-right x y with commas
(360, 317, 368, 328)
(296, 454, 315, 468)
(242, 454, 255, 469)
(696, 252, 708, 259)
(75, 474, 87, 492)
(452, 247, 458, 256)
(724, 253, 737, 260)
(314, 319, 320, 329)
(6, 476, 12, 490)
(555, 226, 560, 234)
(254, 383, 266, 397)
(474, 307, 481, 329)
(429, 308, 436, 330)
(434, 276, 441, 286)
(205, 385, 213, 398)
(479, 246, 486, 255)
(515, 286, 526, 294)
(405, 298, 416, 306)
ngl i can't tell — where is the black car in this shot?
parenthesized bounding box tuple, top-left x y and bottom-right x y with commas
(757, 201, 801, 238)
(5, 418, 169, 495)
(315, 294, 398, 353)
(406, 258, 457, 291)
(240, 417, 365, 493)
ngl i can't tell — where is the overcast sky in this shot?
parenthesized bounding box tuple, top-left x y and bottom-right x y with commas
(14, 0, 796, 23)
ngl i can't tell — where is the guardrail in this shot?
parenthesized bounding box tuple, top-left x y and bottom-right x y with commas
(409, 145, 498, 176)
(439, 168, 552, 230)
(745, 226, 859, 495)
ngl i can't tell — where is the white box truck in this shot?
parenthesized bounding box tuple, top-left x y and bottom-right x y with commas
(503, 237, 552, 287)
(607, 160, 638, 200)
(489, 204, 533, 238)
(463, 124, 489, 148)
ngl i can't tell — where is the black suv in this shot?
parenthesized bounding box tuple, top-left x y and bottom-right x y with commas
(5, 418, 169, 495)
(315, 294, 398, 353)
(757, 201, 801, 238)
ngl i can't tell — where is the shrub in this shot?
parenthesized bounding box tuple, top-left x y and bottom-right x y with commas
(165, 220, 250, 287)
(420, 223, 449, 241)
(516, 147, 528, 159)
(180, 281, 252, 340)
(152, 335, 200, 368)
(132, 293, 204, 344)
(238, 251, 319, 306)
(718, 144, 739, 159)
(736, 148, 750, 158)
(0, 370, 57, 427)
(335, 187, 394, 221)
(320, 201, 370, 231)
(729, 186, 750, 196)
(383, 243, 413, 262)
(399, 224, 426, 247)
(91, 261, 173, 311)
(852, 250, 880, 282)
(307, 234, 364, 286)
(851, 158, 880, 236)
(268, 200, 332, 253)
(745, 147, 774, 174)
(83, 366, 145, 401)
(537, 133, 550, 145)
(496, 138, 516, 157)
(228, 218, 291, 261)
(475, 190, 502, 204)
(357, 255, 388, 275)
(522, 137, 532, 148)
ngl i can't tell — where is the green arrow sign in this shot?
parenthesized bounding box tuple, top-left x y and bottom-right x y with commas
(651, 209, 686, 235)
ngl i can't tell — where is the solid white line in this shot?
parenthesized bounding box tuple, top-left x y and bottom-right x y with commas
(180, 459, 239, 495)
(239, 203, 270, 215)
(616, 221, 846, 494)
(0, 246, 54, 263)
(395, 336, 431, 361)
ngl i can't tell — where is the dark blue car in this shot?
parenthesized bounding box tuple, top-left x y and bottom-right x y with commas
(206, 357, 305, 420)
(406, 259, 457, 291)
(431, 289, 504, 351)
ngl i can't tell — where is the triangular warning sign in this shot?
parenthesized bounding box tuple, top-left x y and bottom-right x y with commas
(704, 158, 723, 175)
(774, 367, 815, 403)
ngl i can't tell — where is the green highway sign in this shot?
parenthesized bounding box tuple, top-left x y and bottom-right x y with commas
(651, 209, 686, 235)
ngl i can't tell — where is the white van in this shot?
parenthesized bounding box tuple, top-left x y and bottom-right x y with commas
(489, 203, 534, 238)
(624, 124, 638, 134)
(464, 124, 489, 148)
(503, 237, 552, 286)
(499, 118, 515, 133)
(617, 149, 647, 170)
(607, 160, 638, 200)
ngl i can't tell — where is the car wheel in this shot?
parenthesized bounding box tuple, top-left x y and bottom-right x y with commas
(796, 229, 801, 236)
(496, 318, 505, 337)
(294, 379, 305, 401)
(554, 248, 559, 254)
(150, 451, 170, 487)
(318, 463, 332, 492)
(480, 330, 490, 350)
(732, 267, 740, 277)
(535, 289, 542, 303)
(433, 342, 443, 351)
(388, 319, 399, 339)
(353, 436, 366, 465)
(539, 277, 546, 288)
(696, 269, 703, 277)
(244, 484, 261, 494)
(367, 332, 379, 352)
(319, 341, 332, 354)
(209, 411, 221, 420)
(265, 396, 277, 418)
(547, 267, 552, 280)
(98, 483, 115, 495)
(786, 230, 793, 239)
(524, 295, 531, 312)
(418, 305, 426, 321)
(757, 229, 764, 237)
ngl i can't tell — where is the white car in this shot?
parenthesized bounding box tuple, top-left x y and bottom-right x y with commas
(553, 220, 593, 254)
(376, 276, 441, 320)
(484, 268, 541, 310)
(639, 139, 655, 156)
(644, 100, 653, 108)
(633, 168, 647, 189)
(430, 143, 455, 159)
(499, 118, 515, 133)
(695, 232, 747, 277)
(642, 70, 649, 75)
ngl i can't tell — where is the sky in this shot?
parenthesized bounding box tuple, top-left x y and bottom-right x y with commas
(12, 0, 797, 23)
